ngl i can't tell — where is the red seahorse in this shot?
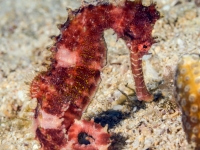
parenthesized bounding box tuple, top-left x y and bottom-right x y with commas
(30, 0, 160, 149)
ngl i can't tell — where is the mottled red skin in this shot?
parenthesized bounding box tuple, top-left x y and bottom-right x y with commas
(30, 0, 160, 149)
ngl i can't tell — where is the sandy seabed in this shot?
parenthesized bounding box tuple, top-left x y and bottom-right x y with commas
(0, 0, 200, 149)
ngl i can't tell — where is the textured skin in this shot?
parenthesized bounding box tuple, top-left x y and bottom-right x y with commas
(30, 0, 160, 149)
(174, 54, 200, 150)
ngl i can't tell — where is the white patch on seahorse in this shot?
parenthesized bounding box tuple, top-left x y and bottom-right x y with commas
(56, 45, 78, 68)
(37, 109, 64, 129)
(90, 61, 101, 70)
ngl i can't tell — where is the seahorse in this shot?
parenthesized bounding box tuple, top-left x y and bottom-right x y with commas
(30, 0, 160, 149)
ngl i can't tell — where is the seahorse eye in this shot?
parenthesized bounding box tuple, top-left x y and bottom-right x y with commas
(138, 41, 151, 53)
(143, 45, 148, 49)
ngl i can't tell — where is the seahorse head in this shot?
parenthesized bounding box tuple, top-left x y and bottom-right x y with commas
(122, 0, 160, 53)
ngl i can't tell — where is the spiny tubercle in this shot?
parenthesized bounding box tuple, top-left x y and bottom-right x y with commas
(30, 0, 160, 150)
